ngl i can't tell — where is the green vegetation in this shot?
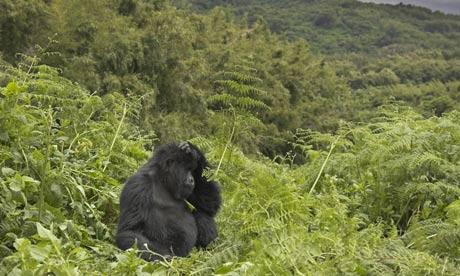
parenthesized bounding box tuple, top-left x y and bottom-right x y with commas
(188, 0, 460, 55)
(1, 0, 460, 274)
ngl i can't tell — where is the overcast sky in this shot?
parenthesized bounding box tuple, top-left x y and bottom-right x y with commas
(358, 0, 460, 14)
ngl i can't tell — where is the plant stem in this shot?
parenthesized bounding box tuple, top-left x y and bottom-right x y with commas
(215, 124, 235, 177)
(308, 137, 338, 196)
(215, 108, 237, 177)
(103, 103, 127, 172)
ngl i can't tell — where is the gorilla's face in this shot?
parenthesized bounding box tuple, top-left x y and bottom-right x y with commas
(167, 159, 197, 199)
(154, 143, 199, 200)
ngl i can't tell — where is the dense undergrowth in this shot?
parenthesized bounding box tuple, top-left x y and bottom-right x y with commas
(1, 0, 460, 275)
(1, 60, 460, 275)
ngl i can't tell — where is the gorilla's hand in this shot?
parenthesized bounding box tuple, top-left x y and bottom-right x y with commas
(179, 141, 192, 153)
(179, 141, 200, 160)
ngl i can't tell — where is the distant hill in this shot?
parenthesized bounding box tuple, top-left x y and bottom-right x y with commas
(186, 0, 460, 55)
(359, 0, 460, 15)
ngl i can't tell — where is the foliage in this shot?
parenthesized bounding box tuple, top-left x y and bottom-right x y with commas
(1, 58, 460, 274)
(189, 0, 460, 55)
(207, 68, 270, 155)
(294, 105, 460, 234)
(0, 0, 355, 157)
(209, 70, 269, 111)
(1, 0, 460, 274)
(0, 56, 154, 274)
(186, 0, 460, 134)
(3, 0, 458, 158)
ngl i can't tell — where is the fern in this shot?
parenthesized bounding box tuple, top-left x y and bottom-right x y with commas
(237, 97, 269, 110)
(405, 216, 460, 259)
(214, 80, 266, 96)
(209, 68, 270, 114)
(29, 93, 83, 106)
(207, 93, 237, 107)
(219, 71, 262, 84)
(294, 106, 460, 234)
(409, 152, 444, 171)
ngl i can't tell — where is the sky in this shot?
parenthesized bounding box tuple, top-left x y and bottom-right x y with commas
(358, 0, 460, 14)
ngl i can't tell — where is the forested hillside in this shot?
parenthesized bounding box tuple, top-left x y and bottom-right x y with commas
(1, 0, 460, 275)
(188, 0, 460, 55)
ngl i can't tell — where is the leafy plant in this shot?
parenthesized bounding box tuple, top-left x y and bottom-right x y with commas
(295, 105, 460, 233)
(208, 67, 270, 168)
(1, 0, 460, 274)
(0, 52, 154, 274)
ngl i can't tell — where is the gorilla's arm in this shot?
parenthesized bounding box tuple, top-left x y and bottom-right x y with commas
(179, 142, 222, 216)
(116, 174, 148, 233)
(179, 142, 222, 248)
(193, 211, 218, 248)
(187, 178, 221, 216)
(188, 177, 221, 247)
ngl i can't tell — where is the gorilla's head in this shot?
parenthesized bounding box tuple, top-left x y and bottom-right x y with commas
(152, 143, 199, 199)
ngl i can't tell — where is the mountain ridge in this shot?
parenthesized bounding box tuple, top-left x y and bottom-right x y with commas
(186, 0, 460, 55)
(358, 0, 460, 15)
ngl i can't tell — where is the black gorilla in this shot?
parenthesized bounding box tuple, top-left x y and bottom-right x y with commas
(115, 142, 221, 261)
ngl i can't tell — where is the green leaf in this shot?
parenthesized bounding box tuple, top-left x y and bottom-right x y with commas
(214, 263, 234, 274)
(3, 82, 22, 97)
(22, 175, 39, 184)
(1, 167, 15, 177)
(13, 238, 31, 251)
(37, 223, 52, 239)
(30, 244, 51, 262)
(36, 223, 59, 245)
(9, 174, 25, 192)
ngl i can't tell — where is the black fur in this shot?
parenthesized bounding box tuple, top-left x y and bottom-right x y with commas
(115, 142, 221, 261)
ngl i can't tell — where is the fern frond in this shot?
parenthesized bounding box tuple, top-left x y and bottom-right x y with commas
(207, 94, 237, 107)
(406, 218, 460, 258)
(235, 97, 270, 110)
(219, 71, 262, 84)
(214, 80, 266, 96)
(240, 114, 266, 130)
(389, 135, 412, 153)
(188, 137, 213, 151)
(29, 93, 83, 105)
(199, 242, 240, 269)
(409, 152, 444, 171)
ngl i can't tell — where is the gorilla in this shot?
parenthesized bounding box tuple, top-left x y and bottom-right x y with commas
(115, 142, 221, 261)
